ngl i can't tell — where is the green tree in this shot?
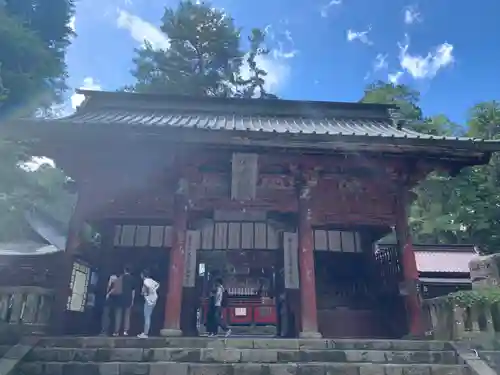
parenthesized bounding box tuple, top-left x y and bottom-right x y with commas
(361, 81, 423, 121)
(235, 28, 278, 99)
(0, 1, 74, 118)
(0, 1, 75, 241)
(129, 0, 276, 98)
(361, 82, 479, 245)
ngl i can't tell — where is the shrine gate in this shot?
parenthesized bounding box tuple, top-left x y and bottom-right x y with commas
(4, 90, 499, 338)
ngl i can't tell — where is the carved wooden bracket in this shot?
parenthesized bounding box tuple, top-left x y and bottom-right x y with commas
(289, 164, 320, 190)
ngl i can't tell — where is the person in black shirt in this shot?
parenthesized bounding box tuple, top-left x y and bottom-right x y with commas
(113, 266, 135, 336)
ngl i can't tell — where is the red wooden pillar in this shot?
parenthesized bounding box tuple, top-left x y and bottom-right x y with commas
(395, 188, 424, 337)
(297, 182, 322, 338)
(160, 179, 188, 337)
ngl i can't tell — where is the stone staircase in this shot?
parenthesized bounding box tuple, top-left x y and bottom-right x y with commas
(456, 338, 500, 374)
(17, 337, 472, 375)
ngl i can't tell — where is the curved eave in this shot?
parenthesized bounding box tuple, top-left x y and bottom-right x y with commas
(3, 117, 500, 166)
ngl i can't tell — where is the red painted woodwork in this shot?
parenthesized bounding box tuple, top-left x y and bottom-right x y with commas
(402, 242, 423, 336)
(395, 189, 424, 337)
(200, 298, 277, 326)
(56, 146, 428, 339)
(162, 190, 188, 335)
(297, 183, 320, 337)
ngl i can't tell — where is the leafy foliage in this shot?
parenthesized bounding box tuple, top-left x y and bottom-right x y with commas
(0, 0, 74, 118)
(362, 82, 500, 252)
(445, 288, 500, 307)
(128, 0, 277, 98)
(0, 0, 75, 241)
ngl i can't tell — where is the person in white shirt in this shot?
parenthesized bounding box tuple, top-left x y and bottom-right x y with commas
(137, 269, 159, 338)
(214, 278, 231, 337)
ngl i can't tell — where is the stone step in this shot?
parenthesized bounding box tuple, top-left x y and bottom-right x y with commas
(25, 347, 460, 364)
(36, 337, 453, 351)
(476, 351, 500, 370)
(18, 361, 471, 375)
(0, 345, 11, 357)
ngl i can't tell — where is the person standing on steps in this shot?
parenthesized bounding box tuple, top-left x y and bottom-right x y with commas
(206, 287, 218, 337)
(100, 271, 120, 336)
(113, 266, 135, 336)
(214, 278, 231, 337)
(137, 269, 159, 338)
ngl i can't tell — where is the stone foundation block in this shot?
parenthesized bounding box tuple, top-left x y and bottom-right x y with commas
(119, 363, 149, 375)
(233, 363, 265, 375)
(241, 348, 278, 362)
(254, 339, 299, 350)
(98, 363, 120, 375)
(277, 350, 301, 362)
(109, 348, 144, 362)
(345, 350, 385, 363)
(188, 363, 234, 375)
(150, 362, 188, 375)
(169, 349, 200, 362)
(402, 365, 431, 375)
(431, 366, 469, 375)
(224, 339, 254, 349)
(44, 362, 64, 375)
(297, 363, 326, 375)
(298, 340, 328, 350)
(200, 348, 241, 363)
(324, 363, 358, 375)
(359, 364, 386, 375)
(63, 363, 99, 375)
(384, 365, 404, 375)
(268, 363, 298, 375)
(300, 350, 347, 363)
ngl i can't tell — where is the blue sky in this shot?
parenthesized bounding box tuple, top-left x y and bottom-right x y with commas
(66, 0, 500, 124)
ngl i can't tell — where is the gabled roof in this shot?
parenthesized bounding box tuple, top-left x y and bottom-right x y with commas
(0, 209, 68, 257)
(415, 249, 476, 274)
(379, 243, 477, 274)
(4, 90, 500, 161)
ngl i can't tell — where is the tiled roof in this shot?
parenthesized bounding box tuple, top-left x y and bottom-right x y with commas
(415, 250, 475, 273)
(0, 241, 60, 256)
(65, 109, 429, 138)
(9, 90, 500, 156)
(61, 109, 482, 141)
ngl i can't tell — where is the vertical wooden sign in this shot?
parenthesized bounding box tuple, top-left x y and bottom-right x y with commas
(183, 230, 200, 287)
(231, 153, 258, 200)
(283, 232, 300, 289)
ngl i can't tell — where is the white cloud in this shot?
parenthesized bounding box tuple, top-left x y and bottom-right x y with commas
(320, 0, 342, 18)
(398, 35, 454, 80)
(240, 49, 296, 95)
(346, 27, 373, 45)
(404, 6, 422, 25)
(22, 157, 55, 172)
(388, 71, 403, 84)
(245, 26, 297, 93)
(116, 9, 170, 51)
(68, 16, 76, 33)
(71, 77, 102, 110)
(373, 53, 388, 71)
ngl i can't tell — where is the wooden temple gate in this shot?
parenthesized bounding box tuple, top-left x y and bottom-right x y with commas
(4, 90, 499, 338)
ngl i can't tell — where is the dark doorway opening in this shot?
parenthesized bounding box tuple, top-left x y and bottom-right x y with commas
(91, 248, 170, 336)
